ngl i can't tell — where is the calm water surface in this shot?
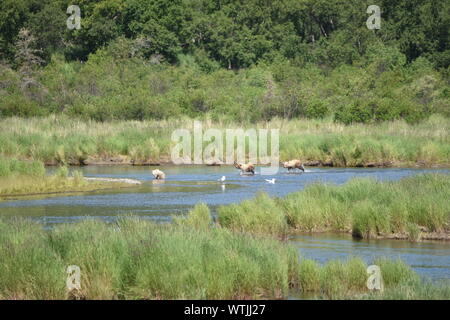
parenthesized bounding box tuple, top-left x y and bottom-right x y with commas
(0, 165, 448, 281)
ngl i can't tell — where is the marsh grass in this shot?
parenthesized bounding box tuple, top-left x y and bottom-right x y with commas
(0, 157, 44, 177)
(293, 257, 433, 300)
(172, 202, 212, 230)
(406, 223, 421, 241)
(0, 115, 449, 166)
(0, 160, 132, 199)
(362, 280, 450, 300)
(0, 217, 447, 300)
(297, 259, 321, 292)
(218, 191, 288, 237)
(0, 217, 298, 299)
(0, 219, 66, 299)
(374, 258, 420, 287)
(319, 259, 365, 299)
(217, 173, 450, 239)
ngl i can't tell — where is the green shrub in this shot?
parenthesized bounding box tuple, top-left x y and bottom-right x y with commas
(0, 158, 45, 177)
(173, 202, 212, 230)
(0, 219, 66, 299)
(305, 99, 329, 119)
(218, 191, 287, 237)
(297, 259, 321, 292)
(374, 258, 420, 287)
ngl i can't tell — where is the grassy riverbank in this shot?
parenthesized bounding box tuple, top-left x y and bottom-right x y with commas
(0, 215, 448, 300)
(218, 173, 450, 240)
(0, 158, 133, 200)
(0, 115, 449, 167)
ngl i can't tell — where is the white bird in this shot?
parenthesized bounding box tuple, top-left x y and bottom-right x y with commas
(265, 178, 276, 184)
(218, 176, 226, 183)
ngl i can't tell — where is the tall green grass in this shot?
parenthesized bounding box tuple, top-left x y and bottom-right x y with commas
(0, 212, 447, 300)
(361, 280, 450, 300)
(0, 159, 131, 199)
(173, 202, 212, 230)
(292, 256, 450, 300)
(217, 173, 450, 239)
(0, 115, 449, 166)
(218, 192, 287, 237)
(316, 258, 367, 299)
(0, 157, 45, 177)
(0, 217, 298, 299)
(0, 218, 66, 299)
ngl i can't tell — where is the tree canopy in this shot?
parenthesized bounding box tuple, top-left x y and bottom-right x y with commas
(0, 0, 448, 124)
(0, 0, 448, 69)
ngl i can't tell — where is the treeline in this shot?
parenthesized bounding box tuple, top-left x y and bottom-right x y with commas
(0, 0, 449, 123)
(1, 0, 449, 68)
(1, 42, 448, 123)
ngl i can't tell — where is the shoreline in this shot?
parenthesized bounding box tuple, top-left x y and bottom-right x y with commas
(0, 177, 139, 201)
(1, 166, 448, 242)
(3, 116, 449, 170)
(42, 157, 450, 169)
(289, 230, 450, 242)
(1, 217, 446, 300)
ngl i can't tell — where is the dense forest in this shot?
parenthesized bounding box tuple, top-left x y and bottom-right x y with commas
(0, 0, 449, 123)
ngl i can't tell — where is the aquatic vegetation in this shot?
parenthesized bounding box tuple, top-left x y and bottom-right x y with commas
(318, 258, 367, 299)
(0, 217, 447, 300)
(297, 259, 321, 292)
(373, 258, 420, 288)
(406, 223, 421, 242)
(0, 219, 66, 299)
(173, 202, 212, 230)
(217, 173, 450, 240)
(0, 157, 45, 177)
(0, 159, 133, 199)
(0, 115, 449, 167)
(361, 280, 450, 300)
(292, 257, 435, 300)
(0, 217, 298, 299)
(218, 191, 288, 237)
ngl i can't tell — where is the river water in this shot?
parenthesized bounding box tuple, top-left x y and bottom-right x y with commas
(0, 165, 448, 281)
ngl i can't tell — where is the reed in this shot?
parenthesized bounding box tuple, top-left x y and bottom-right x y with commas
(0, 217, 447, 300)
(0, 115, 448, 166)
(0, 217, 298, 299)
(0, 157, 45, 177)
(172, 202, 212, 230)
(362, 280, 450, 300)
(217, 191, 288, 237)
(293, 257, 429, 300)
(217, 173, 450, 239)
(0, 159, 133, 199)
(0, 218, 66, 299)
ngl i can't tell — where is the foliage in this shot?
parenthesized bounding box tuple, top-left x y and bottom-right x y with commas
(217, 173, 450, 239)
(0, 217, 447, 300)
(0, 0, 448, 124)
(1, 115, 449, 166)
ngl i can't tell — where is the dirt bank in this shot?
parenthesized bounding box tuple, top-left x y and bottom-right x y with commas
(43, 156, 450, 169)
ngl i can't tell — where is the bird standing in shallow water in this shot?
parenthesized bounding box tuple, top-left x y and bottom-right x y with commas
(218, 176, 226, 183)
